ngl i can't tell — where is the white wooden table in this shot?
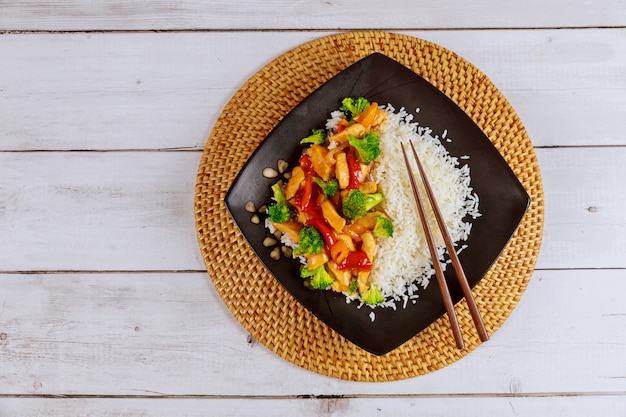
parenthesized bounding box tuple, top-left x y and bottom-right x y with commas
(2, 2, 626, 415)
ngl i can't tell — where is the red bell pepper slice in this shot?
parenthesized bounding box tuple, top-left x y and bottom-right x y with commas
(337, 250, 372, 272)
(300, 174, 313, 211)
(296, 154, 320, 212)
(346, 151, 362, 190)
(298, 154, 313, 174)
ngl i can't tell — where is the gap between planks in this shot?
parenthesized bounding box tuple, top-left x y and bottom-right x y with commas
(0, 148, 203, 153)
(1, 144, 626, 153)
(0, 270, 207, 275)
(1, 267, 625, 275)
(1, 26, 626, 35)
(0, 391, 625, 400)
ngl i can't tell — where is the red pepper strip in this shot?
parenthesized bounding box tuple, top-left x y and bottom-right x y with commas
(297, 154, 319, 212)
(346, 151, 362, 190)
(337, 250, 373, 272)
(300, 174, 314, 211)
(306, 218, 337, 249)
(336, 119, 349, 133)
(302, 197, 323, 224)
(299, 154, 313, 174)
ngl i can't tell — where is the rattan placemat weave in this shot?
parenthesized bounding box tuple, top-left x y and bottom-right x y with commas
(194, 31, 544, 382)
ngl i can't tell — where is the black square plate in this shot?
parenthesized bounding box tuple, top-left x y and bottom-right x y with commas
(224, 53, 529, 355)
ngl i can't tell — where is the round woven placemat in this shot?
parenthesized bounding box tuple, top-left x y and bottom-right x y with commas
(194, 31, 544, 382)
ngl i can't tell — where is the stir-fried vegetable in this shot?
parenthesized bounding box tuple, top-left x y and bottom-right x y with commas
(300, 129, 326, 145)
(361, 285, 384, 306)
(266, 97, 393, 303)
(301, 264, 334, 290)
(348, 131, 380, 164)
(341, 190, 385, 220)
(373, 215, 394, 238)
(293, 225, 324, 257)
(267, 182, 293, 223)
(339, 97, 371, 120)
(313, 177, 338, 198)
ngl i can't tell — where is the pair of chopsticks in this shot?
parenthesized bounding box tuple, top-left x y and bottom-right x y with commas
(401, 141, 489, 349)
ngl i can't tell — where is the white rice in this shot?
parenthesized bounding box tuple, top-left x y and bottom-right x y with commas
(352, 104, 480, 308)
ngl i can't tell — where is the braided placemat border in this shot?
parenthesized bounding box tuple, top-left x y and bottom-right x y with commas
(194, 31, 544, 381)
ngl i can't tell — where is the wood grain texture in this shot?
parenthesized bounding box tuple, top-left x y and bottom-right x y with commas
(1, 396, 625, 417)
(0, 270, 624, 396)
(536, 147, 626, 269)
(1, 29, 625, 150)
(1, 0, 625, 31)
(0, 152, 204, 271)
(0, 148, 622, 271)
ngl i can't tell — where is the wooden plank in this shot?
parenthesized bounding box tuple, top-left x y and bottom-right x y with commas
(0, 270, 625, 396)
(0, 151, 205, 271)
(535, 147, 626, 269)
(0, 147, 623, 271)
(1, 395, 625, 417)
(0, 32, 324, 151)
(1, 29, 625, 150)
(1, 0, 625, 31)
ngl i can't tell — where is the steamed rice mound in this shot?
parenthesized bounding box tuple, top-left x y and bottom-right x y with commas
(362, 105, 480, 308)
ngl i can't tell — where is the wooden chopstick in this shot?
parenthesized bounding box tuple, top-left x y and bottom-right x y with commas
(401, 141, 489, 349)
(400, 142, 464, 349)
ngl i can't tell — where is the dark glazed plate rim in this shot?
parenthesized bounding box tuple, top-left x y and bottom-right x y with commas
(224, 53, 529, 355)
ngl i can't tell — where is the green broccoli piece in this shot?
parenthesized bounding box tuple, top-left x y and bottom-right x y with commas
(373, 215, 393, 238)
(348, 278, 358, 295)
(293, 225, 324, 257)
(361, 285, 384, 306)
(266, 182, 293, 223)
(341, 189, 385, 220)
(267, 204, 292, 223)
(339, 97, 371, 120)
(300, 264, 334, 290)
(348, 131, 380, 164)
(312, 177, 338, 198)
(300, 129, 326, 145)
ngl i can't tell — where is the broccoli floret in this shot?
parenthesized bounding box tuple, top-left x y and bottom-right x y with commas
(267, 204, 291, 223)
(312, 177, 338, 198)
(348, 131, 380, 164)
(293, 225, 324, 257)
(348, 278, 358, 295)
(361, 285, 384, 306)
(339, 97, 371, 120)
(373, 215, 393, 238)
(300, 264, 334, 290)
(341, 189, 385, 220)
(266, 182, 293, 223)
(300, 129, 326, 145)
